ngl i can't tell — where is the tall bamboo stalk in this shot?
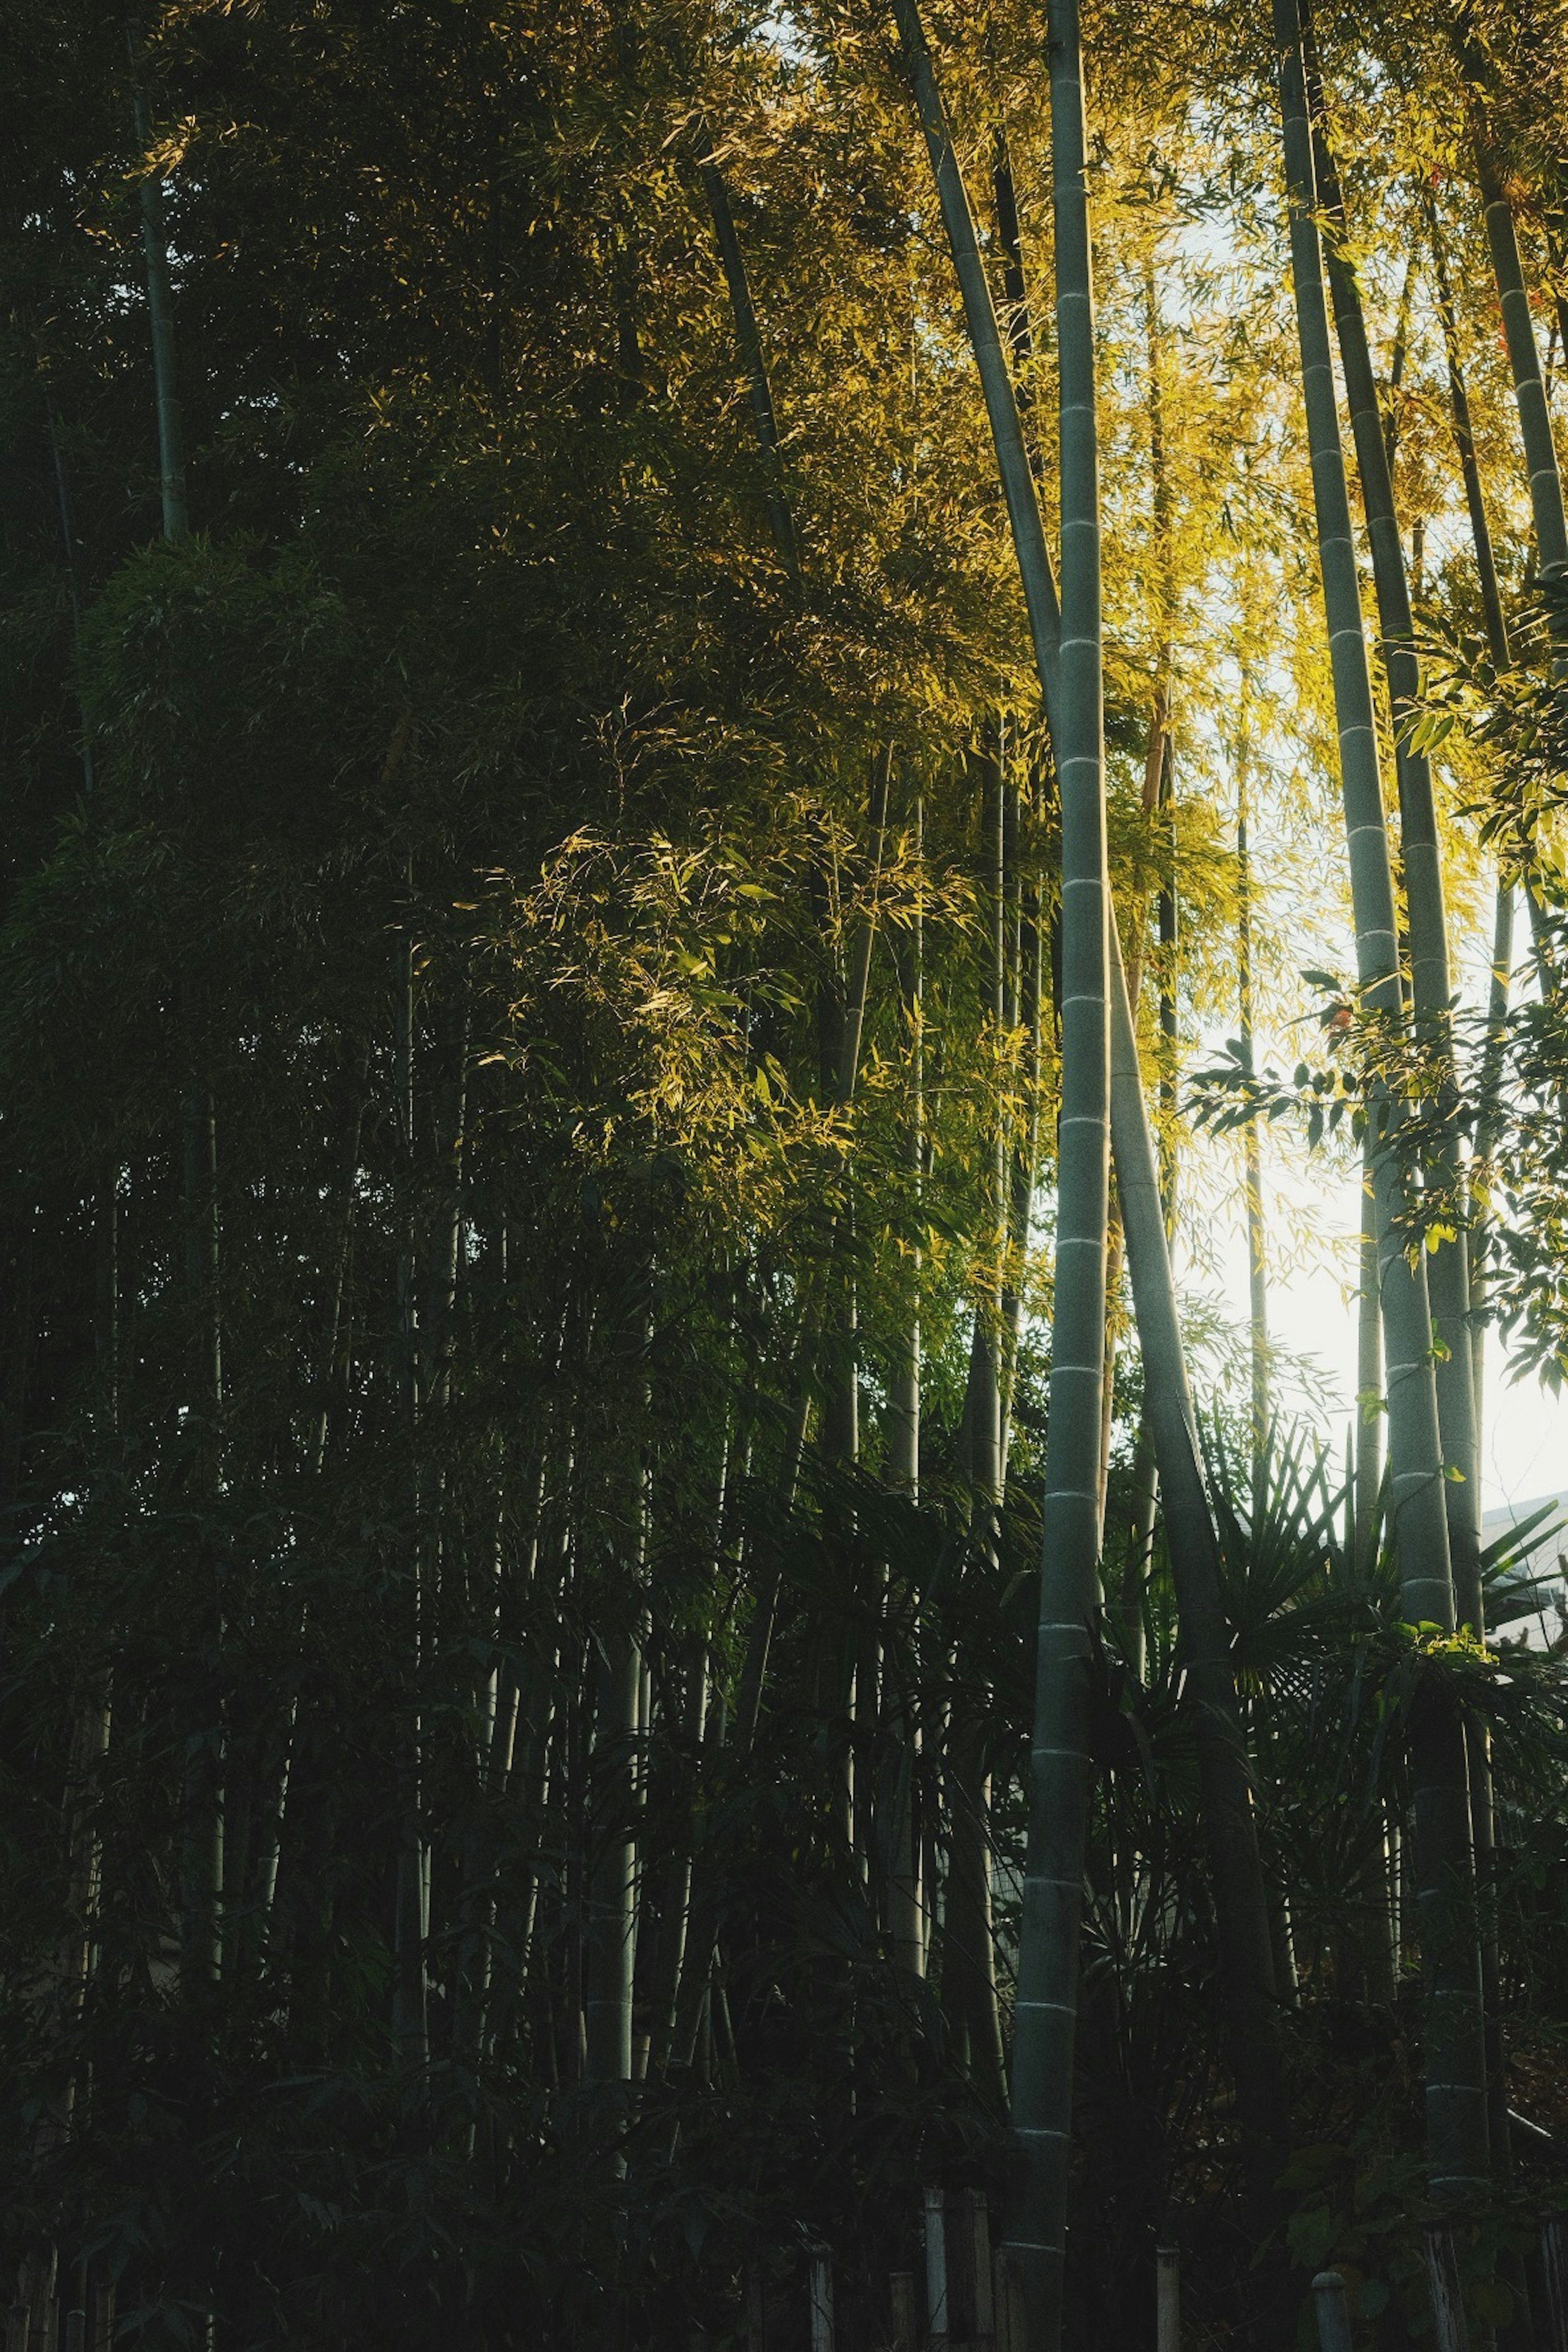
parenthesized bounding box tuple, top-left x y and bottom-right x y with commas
(1236, 726, 1270, 1479)
(1000, 865, 1045, 1484)
(1307, 76, 1483, 1658)
(889, 0, 1060, 729)
(1107, 921, 1287, 2196)
(1156, 742, 1178, 1235)
(965, 735, 1008, 1510)
(888, 786, 924, 1493)
(1354, 1132, 1384, 1569)
(1006, 0, 1110, 2335)
(1272, 0, 1488, 2197)
(134, 36, 227, 2017)
(1472, 883, 1515, 1434)
(1430, 207, 1513, 675)
(1431, 206, 1519, 1468)
(41, 378, 95, 796)
(130, 49, 188, 543)
(392, 883, 427, 2059)
(695, 131, 800, 585)
(1452, 20, 1568, 589)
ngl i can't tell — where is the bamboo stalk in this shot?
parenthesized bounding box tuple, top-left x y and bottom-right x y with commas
(1007, 2, 1111, 2334)
(808, 2250, 835, 2352)
(889, 0, 1061, 726)
(1541, 2215, 1568, 2352)
(1108, 920, 1288, 2198)
(1312, 2270, 1354, 2352)
(1354, 1130, 1383, 1569)
(1237, 724, 1270, 1488)
(1272, 0, 1488, 2200)
(129, 41, 188, 541)
(1424, 2223, 1473, 2352)
(1451, 27, 1568, 590)
(923, 2187, 950, 2350)
(1156, 2245, 1179, 2352)
(694, 131, 801, 585)
(888, 783, 924, 1494)
(1308, 71, 1483, 1650)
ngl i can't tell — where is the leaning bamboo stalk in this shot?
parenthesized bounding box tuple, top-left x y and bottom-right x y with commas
(888, 0, 1061, 728)
(1308, 84, 1483, 1643)
(1314, 178, 1506, 2158)
(1429, 206, 1513, 673)
(1450, 29, 1568, 590)
(1107, 920, 1288, 2198)
(694, 129, 800, 585)
(1271, 0, 1488, 2198)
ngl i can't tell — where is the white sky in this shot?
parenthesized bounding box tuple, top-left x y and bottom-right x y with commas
(1196, 1125, 1568, 1517)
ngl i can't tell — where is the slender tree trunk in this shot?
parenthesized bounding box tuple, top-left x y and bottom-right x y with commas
(137, 30, 225, 2028)
(646, 1642, 710, 2080)
(991, 127, 1041, 469)
(694, 131, 800, 585)
(1006, 1, 1110, 2338)
(949, 747, 1007, 2091)
(1272, 0, 1488, 2198)
(1107, 919, 1289, 2203)
(1382, 242, 1419, 472)
(393, 885, 428, 2059)
(1451, 23, 1568, 592)
(1430, 207, 1514, 674)
(41, 378, 95, 795)
(888, 787, 923, 1492)
(1433, 216, 1522, 1458)
(1000, 875, 1045, 1484)
(1355, 1131, 1384, 1568)
(944, 1710, 1007, 2111)
(966, 733, 1007, 1511)
(1121, 408, 1176, 1673)
(1237, 736, 1270, 1483)
(584, 1304, 650, 2120)
(178, 1091, 224, 2005)
(889, 0, 1061, 728)
(1312, 51, 1510, 2198)
(887, 795, 925, 1988)
(1121, 1422, 1155, 1687)
(822, 754, 893, 1469)
(1156, 742, 1178, 1234)
(131, 53, 188, 542)
(1472, 881, 1515, 1432)
(1096, 1200, 1122, 1524)
(584, 1623, 641, 2101)
(1309, 62, 1483, 1656)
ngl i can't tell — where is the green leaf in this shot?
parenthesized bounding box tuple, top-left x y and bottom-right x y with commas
(1287, 2206, 1336, 2269)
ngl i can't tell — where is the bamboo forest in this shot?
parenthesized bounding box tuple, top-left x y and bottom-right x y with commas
(12, 0, 1568, 2345)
